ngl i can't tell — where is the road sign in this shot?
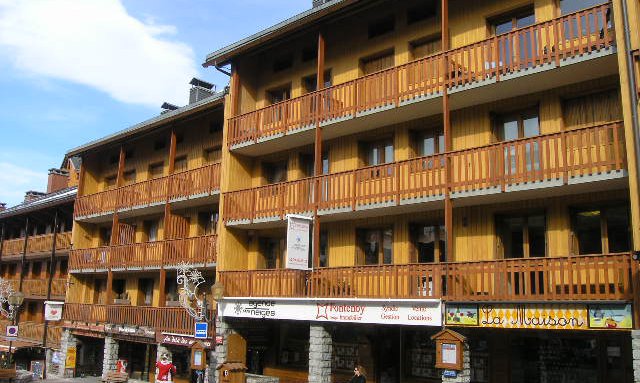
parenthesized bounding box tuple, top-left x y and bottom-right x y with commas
(5, 325, 18, 340)
(194, 322, 208, 339)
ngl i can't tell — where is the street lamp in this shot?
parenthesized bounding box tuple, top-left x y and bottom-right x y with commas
(7, 291, 24, 367)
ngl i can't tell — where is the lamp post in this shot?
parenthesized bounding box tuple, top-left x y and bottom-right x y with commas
(7, 291, 24, 366)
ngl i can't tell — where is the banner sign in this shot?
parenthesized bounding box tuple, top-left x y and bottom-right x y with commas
(44, 301, 64, 321)
(156, 332, 213, 349)
(445, 303, 632, 330)
(104, 324, 156, 339)
(286, 215, 311, 270)
(65, 347, 76, 368)
(220, 298, 442, 327)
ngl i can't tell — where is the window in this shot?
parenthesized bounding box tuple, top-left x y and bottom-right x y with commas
(198, 211, 218, 235)
(300, 154, 315, 178)
(413, 129, 444, 157)
(138, 278, 154, 306)
(144, 219, 159, 242)
(364, 138, 394, 166)
(496, 213, 546, 258)
(59, 259, 68, 276)
(368, 15, 395, 39)
(259, 237, 285, 269)
(112, 279, 127, 301)
(410, 36, 442, 60)
(407, 2, 437, 24)
(166, 276, 179, 302)
(562, 89, 621, 129)
(31, 262, 42, 277)
(572, 205, 630, 255)
(99, 227, 112, 246)
(123, 170, 136, 186)
(263, 161, 288, 184)
(273, 54, 293, 72)
(361, 50, 395, 75)
(204, 147, 222, 164)
(559, 0, 604, 15)
(174, 156, 188, 173)
(148, 162, 164, 179)
(322, 151, 329, 175)
(490, 7, 536, 69)
(267, 86, 291, 105)
(302, 70, 332, 93)
(411, 224, 446, 263)
(358, 228, 393, 265)
(495, 109, 540, 174)
(319, 230, 328, 267)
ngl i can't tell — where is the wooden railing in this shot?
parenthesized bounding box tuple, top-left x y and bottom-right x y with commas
(45, 326, 63, 349)
(22, 279, 47, 297)
(228, 4, 614, 147)
(64, 303, 214, 335)
(219, 253, 635, 302)
(1, 238, 24, 256)
(19, 322, 45, 343)
(225, 122, 625, 222)
(74, 163, 221, 218)
(50, 278, 67, 297)
(69, 234, 217, 271)
(1, 232, 72, 259)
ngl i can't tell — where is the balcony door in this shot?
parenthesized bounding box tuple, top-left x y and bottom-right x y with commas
(259, 237, 285, 269)
(496, 213, 547, 259)
(491, 7, 536, 71)
(495, 109, 541, 179)
(357, 228, 393, 265)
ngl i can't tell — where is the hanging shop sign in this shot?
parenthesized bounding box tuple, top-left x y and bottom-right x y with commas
(445, 303, 632, 330)
(156, 332, 213, 349)
(285, 215, 312, 270)
(220, 298, 442, 326)
(44, 301, 64, 321)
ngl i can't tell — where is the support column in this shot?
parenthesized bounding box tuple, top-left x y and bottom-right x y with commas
(308, 323, 332, 383)
(53, 329, 78, 378)
(441, 0, 453, 262)
(102, 336, 120, 376)
(212, 316, 233, 383)
(313, 31, 326, 268)
(632, 330, 640, 383)
(441, 344, 470, 383)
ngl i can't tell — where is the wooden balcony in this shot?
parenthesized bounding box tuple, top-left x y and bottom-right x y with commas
(45, 325, 63, 349)
(74, 163, 221, 219)
(219, 253, 636, 302)
(22, 278, 67, 298)
(69, 234, 217, 272)
(228, 4, 614, 153)
(224, 122, 626, 224)
(20, 322, 45, 344)
(1, 238, 24, 258)
(1, 232, 72, 260)
(64, 303, 215, 335)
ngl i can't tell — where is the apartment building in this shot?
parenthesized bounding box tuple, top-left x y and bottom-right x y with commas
(60, 80, 224, 381)
(204, 0, 640, 382)
(0, 167, 76, 375)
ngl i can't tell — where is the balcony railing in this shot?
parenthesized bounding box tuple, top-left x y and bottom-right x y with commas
(1, 238, 24, 257)
(22, 278, 66, 298)
(69, 234, 217, 271)
(228, 4, 614, 148)
(224, 122, 626, 223)
(1, 232, 72, 259)
(74, 163, 221, 218)
(45, 326, 63, 349)
(219, 253, 636, 302)
(64, 303, 215, 335)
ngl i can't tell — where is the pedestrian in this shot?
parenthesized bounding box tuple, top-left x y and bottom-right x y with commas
(348, 365, 366, 383)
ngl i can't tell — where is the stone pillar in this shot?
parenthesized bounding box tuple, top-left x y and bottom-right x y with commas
(102, 336, 120, 376)
(441, 344, 470, 383)
(51, 329, 77, 378)
(308, 323, 332, 383)
(211, 316, 233, 383)
(632, 330, 640, 382)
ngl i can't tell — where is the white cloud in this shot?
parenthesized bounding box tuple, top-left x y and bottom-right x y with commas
(0, 0, 198, 107)
(0, 162, 48, 207)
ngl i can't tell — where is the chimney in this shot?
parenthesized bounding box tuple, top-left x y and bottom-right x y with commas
(47, 168, 70, 194)
(161, 102, 179, 115)
(0, 203, 6, 212)
(189, 78, 216, 104)
(24, 191, 46, 203)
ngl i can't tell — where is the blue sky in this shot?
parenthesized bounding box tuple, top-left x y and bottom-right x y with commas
(0, 0, 308, 207)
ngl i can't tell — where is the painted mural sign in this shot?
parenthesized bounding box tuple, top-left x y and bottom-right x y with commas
(445, 303, 632, 330)
(220, 298, 442, 326)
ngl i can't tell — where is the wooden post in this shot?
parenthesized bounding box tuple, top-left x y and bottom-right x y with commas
(230, 63, 240, 117)
(77, 158, 87, 197)
(116, 145, 126, 187)
(106, 270, 114, 305)
(168, 129, 177, 175)
(159, 268, 167, 307)
(313, 31, 326, 269)
(441, 0, 453, 262)
(18, 216, 30, 292)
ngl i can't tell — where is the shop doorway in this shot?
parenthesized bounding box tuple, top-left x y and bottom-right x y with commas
(75, 336, 105, 377)
(118, 341, 157, 381)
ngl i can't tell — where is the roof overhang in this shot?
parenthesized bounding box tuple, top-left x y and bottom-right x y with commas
(203, 0, 360, 68)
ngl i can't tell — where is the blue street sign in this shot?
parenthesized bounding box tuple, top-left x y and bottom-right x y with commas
(443, 370, 458, 378)
(194, 322, 208, 339)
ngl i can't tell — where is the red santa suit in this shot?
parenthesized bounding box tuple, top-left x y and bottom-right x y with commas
(155, 359, 176, 383)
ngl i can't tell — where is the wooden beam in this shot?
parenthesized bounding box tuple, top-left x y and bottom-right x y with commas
(168, 129, 177, 175)
(316, 31, 326, 91)
(77, 158, 86, 197)
(105, 270, 114, 305)
(158, 268, 167, 308)
(116, 145, 126, 187)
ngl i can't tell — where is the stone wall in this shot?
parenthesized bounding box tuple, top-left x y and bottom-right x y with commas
(632, 330, 640, 383)
(49, 329, 77, 378)
(102, 336, 119, 376)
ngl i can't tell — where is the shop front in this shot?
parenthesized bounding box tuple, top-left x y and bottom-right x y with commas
(105, 324, 157, 382)
(444, 302, 635, 383)
(156, 332, 214, 383)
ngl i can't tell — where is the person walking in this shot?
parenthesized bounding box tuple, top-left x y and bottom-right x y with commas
(348, 365, 366, 383)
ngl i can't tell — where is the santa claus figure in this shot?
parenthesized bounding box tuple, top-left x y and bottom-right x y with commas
(156, 354, 177, 383)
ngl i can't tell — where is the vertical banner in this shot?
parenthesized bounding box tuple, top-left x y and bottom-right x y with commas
(286, 215, 312, 270)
